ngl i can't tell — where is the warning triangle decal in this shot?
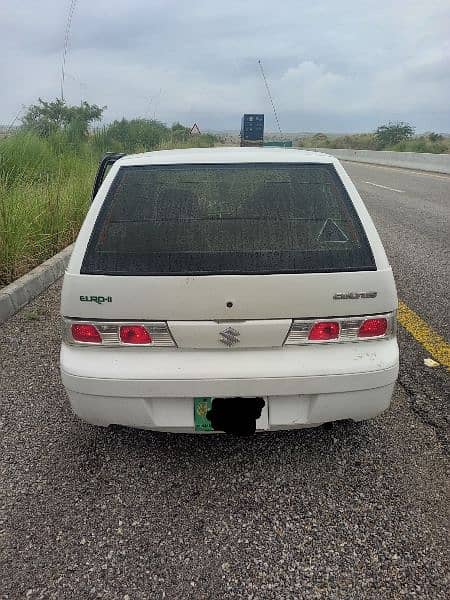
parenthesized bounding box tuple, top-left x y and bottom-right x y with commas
(317, 219, 349, 243)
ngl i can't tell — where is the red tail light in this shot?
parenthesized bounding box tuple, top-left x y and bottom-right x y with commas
(358, 318, 388, 338)
(71, 323, 102, 344)
(308, 321, 340, 341)
(119, 325, 152, 345)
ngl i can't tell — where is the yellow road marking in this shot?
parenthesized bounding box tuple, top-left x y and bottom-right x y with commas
(343, 160, 450, 181)
(398, 301, 450, 368)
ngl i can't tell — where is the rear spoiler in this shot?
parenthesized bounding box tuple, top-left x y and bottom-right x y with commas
(91, 152, 126, 202)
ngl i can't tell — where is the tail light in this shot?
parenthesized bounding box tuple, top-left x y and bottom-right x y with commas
(119, 325, 152, 344)
(308, 321, 340, 341)
(358, 318, 387, 338)
(63, 320, 176, 347)
(71, 323, 102, 344)
(285, 312, 395, 345)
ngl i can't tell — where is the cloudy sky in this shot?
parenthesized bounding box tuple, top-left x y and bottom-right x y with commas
(1, 0, 449, 132)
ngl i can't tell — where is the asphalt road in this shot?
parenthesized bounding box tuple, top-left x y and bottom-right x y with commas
(343, 161, 450, 340)
(1, 162, 449, 599)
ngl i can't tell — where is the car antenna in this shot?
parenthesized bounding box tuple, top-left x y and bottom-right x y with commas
(258, 59, 282, 135)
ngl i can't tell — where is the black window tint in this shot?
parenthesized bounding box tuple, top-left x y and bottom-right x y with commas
(81, 163, 375, 275)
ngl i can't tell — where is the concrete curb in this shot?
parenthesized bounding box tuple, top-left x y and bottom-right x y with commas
(0, 244, 73, 324)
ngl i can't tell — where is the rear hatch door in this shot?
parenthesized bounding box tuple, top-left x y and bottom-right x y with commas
(63, 161, 395, 348)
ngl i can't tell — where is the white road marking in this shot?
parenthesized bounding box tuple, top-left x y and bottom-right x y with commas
(343, 160, 450, 181)
(363, 181, 405, 193)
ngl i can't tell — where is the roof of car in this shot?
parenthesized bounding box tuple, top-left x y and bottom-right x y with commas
(116, 147, 336, 167)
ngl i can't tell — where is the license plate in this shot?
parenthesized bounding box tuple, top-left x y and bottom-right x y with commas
(194, 397, 213, 432)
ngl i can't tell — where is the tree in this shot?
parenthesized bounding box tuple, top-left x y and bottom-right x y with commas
(96, 118, 170, 153)
(374, 122, 415, 149)
(427, 132, 444, 143)
(171, 122, 189, 134)
(310, 133, 330, 147)
(21, 98, 106, 137)
(171, 122, 190, 141)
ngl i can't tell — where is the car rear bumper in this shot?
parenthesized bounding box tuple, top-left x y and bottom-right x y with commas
(60, 341, 399, 431)
(63, 384, 396, 432)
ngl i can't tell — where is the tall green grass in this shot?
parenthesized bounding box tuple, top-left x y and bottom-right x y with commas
(0, 126, 216, 286)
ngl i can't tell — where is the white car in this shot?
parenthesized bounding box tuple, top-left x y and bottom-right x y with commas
(60, 147, 399, 434)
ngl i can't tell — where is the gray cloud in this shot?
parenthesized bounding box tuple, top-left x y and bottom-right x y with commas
(1, 0, 449, 131)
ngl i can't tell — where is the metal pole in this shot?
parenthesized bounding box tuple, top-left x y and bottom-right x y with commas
(258, 59, 282, 135)
(60, 0, 78, 101)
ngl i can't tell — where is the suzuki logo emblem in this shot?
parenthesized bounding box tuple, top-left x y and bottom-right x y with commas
(219, 326, 241, 347)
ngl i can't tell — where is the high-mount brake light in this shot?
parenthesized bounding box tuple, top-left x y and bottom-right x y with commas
(358, 318, 388, 338)
(308, 321, 340, 341)
(71, 323, 102, 344)
(119, 325, 152, 345)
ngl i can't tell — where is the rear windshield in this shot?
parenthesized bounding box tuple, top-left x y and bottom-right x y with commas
(81, 163, 375, 275)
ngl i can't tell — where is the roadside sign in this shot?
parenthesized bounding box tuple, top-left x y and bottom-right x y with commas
(263, 140, 293, 148)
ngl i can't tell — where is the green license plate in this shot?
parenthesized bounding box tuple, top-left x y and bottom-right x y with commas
(194, 397, 213, 432)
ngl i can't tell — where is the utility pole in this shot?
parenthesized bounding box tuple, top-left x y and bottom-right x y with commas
(258, 59, 282, 135)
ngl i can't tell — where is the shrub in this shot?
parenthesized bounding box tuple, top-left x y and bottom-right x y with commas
(331, 133, 378, 150)
(22, 98, 105, 139)
(389, 137, 449, 154)
(296, 133, 331, 148)
(92, 118, 170, 154)
(374, 122, 415, 149)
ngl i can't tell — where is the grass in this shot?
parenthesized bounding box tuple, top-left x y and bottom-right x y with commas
(297, 133, 450, 154)
(0, 133, 96, 285)
(0, 127, 216, 286)
(389, 138, 450, 153)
